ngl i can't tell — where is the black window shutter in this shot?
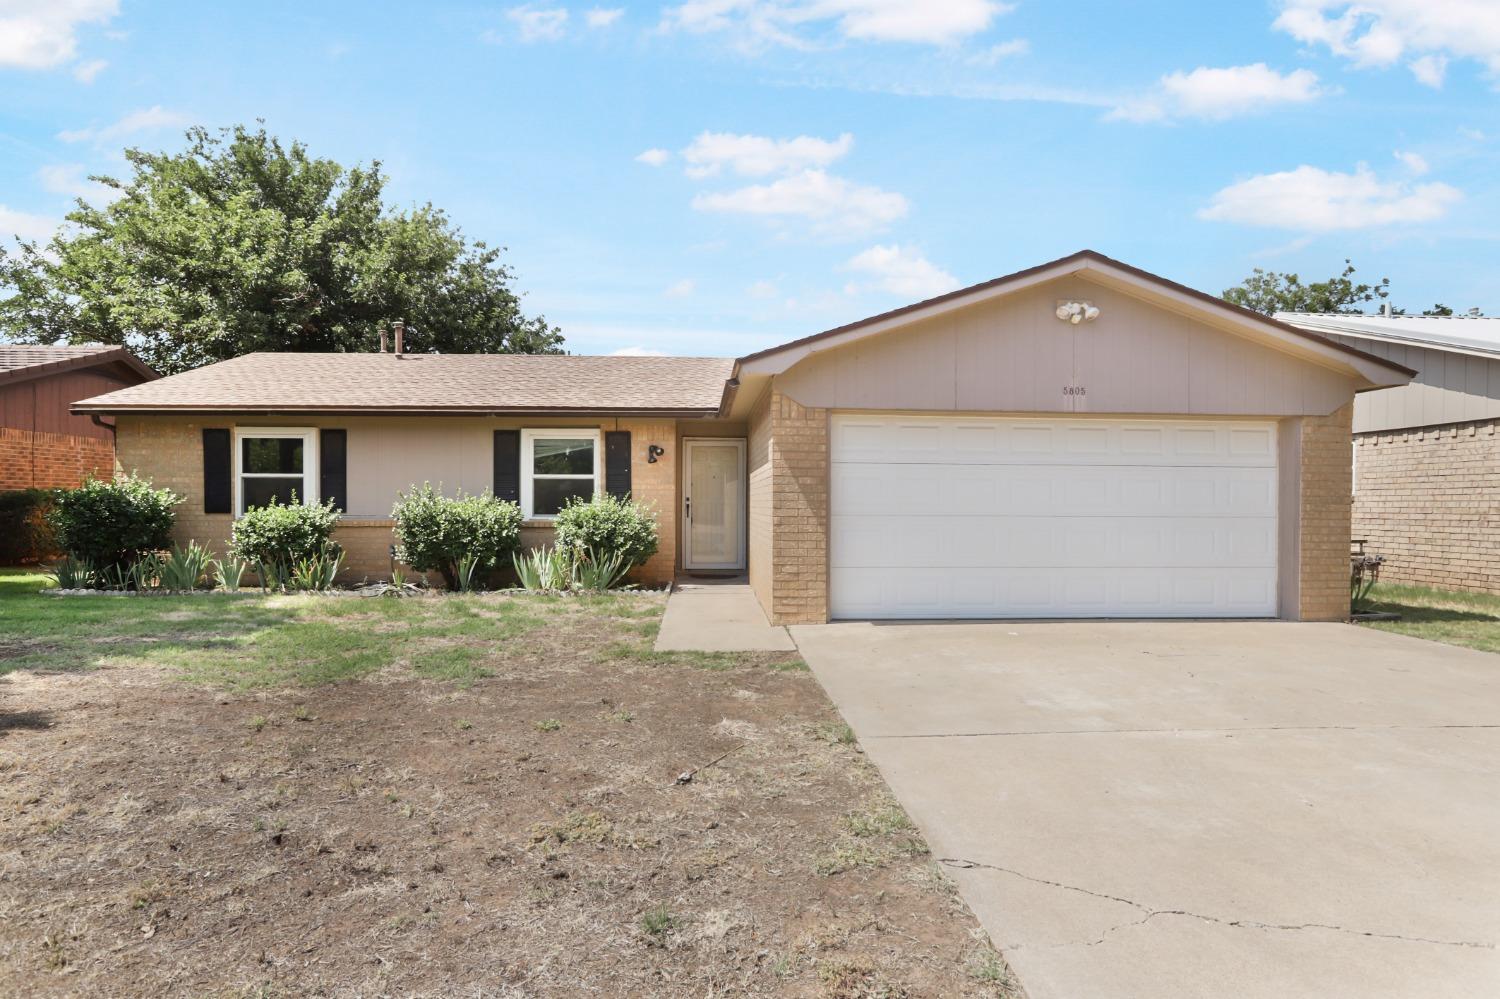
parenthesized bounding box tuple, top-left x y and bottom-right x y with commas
(493, 429, 521, 503)
(202, 428, 232, 514)
(320, 429, 347, 513)
(605, 431, 632, 499)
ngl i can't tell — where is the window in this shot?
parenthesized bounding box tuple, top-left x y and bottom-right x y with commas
(234, 428, 318, 515)
(522, 429, 600, 519)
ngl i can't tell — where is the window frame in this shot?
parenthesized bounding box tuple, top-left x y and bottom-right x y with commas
(232, 427, 320, 517)
(521, 428, 602, 521)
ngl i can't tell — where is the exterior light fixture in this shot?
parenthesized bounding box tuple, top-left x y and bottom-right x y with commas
(647, 444, 665, 463)
(1055, 301, 1101, 325)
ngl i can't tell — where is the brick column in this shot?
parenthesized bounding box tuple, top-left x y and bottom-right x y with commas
(618, 418, 677, 587)
(1299, 402, 1353, 620)
(768, 390, 829, 624)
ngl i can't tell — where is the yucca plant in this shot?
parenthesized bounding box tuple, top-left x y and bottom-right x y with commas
(573, 546, 632, 592)
(129, 552, 165, 592)
(256, 559, 290, 593)
(49, 555, 94, 589)
(513, 546, 572, 592)
(99, 561, 132, 591)
(160, 541, 213, 591)
(455, 553, 483, 592)
(290, 545, 345, 592)
(214, 554, 251, 592)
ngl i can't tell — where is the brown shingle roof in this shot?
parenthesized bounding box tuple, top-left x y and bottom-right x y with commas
(0, 344, 158, 386)
(72, 352, 735, 415)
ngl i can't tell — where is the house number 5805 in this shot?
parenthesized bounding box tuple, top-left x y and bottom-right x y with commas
(1063, 386, 1087, 396)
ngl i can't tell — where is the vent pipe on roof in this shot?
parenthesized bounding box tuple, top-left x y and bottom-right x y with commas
(379, 326, 388, 353)
(393, 320, 405, 356)
(1381, 302, 1393, 318)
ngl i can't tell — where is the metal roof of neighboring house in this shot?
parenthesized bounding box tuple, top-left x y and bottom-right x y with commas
(1276, 312, 1500, 360)
(0, 344, 158, 386)
(72, 351, 735, 415)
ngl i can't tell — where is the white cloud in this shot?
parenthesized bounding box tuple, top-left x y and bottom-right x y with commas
(843, 244, 960, 299)
(1110, 64, 1325, 122)
(664, 278, 696, 297)
(609, 345, 669, 356)
(681, 131, 853, 178)
(506, 4, 568, 42)
(1273, 0, 1500, 84)
(747, 279, 778, 298)
(636, 147, 671, 166)
(585, 7, 624, 28)
(1394, 149, 1430, 174)
(691, 168, 908, 238)
(72, 57, 106, 82)
(58, 105, 192, 145)
(0, 0, 116, 70)
(1199, 162, 1463, 231)
(36, 163, 115, 201)
(661, 0, 1012, 48)
(967, 38, 1028, 65)
(0, 205, 59, 243)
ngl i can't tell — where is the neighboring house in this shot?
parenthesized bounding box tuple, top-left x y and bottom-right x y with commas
(1, 345, 158, 491)
(74, 250, 1412, 623)
(1279, 312, 1500, 594)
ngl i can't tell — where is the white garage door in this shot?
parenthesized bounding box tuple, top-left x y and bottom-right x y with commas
(830, 415, 1279, 619)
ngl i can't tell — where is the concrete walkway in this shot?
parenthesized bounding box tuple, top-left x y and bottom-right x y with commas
(792, 620, 1500, 999)
(654, 578, 796, 652)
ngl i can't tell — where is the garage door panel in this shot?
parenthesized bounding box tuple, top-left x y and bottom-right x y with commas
(831, 416, 1278, 467)
(830, 415, 1279, 619)
(829, 567, 1279, 619)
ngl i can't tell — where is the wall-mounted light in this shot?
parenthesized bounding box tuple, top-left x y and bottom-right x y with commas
(647, 444, 665, 463)
(1055, 301, 1101, 325)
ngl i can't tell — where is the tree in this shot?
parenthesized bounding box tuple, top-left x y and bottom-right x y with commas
(1222, 260, 1390, 316)
(0, 124, 562, 373)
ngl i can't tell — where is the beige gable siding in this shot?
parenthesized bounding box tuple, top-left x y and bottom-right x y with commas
(1323, 334, 1500, 433)
(778, 277, 1357, 417)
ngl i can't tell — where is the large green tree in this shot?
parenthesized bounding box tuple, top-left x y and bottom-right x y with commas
(0, 125, 562, 373)
(1223, 260, 1467, 317)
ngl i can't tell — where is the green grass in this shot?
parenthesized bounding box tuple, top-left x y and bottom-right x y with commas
(0, 567, 604, 689)
(1359, 583, 1500, 655)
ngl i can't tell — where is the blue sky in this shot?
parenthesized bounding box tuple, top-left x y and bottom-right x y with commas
(2, 1, 1497, 357)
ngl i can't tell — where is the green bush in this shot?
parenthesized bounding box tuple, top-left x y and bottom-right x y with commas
(47, 474, 180, 578)
(230, 497, 342, 586)
(0, 488, 58, 564)
(392, 483, 524, 590)
(553, 493, 659, 571)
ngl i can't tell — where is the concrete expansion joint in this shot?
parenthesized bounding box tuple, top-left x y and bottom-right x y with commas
(936, 858, 1494, 952)
(873, 722, 1500, 740)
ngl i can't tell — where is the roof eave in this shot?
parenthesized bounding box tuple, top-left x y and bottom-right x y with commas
(70, 403, 722, 418)
(0, 348, 159, 388)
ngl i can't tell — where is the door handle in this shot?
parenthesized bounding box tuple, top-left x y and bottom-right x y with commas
(685, 496, 691, 520)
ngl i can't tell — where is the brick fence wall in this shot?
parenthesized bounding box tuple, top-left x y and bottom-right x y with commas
(0, 427, 115, 490)
(765, 390, 829, 624)
(1352, 417, 1500, 593)
(1299, 403, 1354, 620)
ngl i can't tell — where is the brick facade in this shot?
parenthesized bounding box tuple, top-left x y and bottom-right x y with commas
(1351, 417, 1500, 593)
(754, 389, 829, 625)
(1298, 403, 1355, 621)
(113, 415, 679, 587)
(0, 427, 115, 490)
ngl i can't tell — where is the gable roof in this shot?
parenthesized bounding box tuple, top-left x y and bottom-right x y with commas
(1277, 312, 1500, 361)
(733, 249, 1417, 386)
(72, 352, 734, 416)
(0, 344, 157, 388)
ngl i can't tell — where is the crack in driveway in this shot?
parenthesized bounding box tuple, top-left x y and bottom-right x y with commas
(873, 722, 1500, 740)
(937, 858, 1495, 952)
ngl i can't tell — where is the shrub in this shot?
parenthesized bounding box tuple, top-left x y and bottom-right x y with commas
(0, 488, 58, 564)
(48, 474, 180, 579)
(553, 494, 658, 571)
(392, 483, 523, 590)
(160, 541, 214, 591)
(229, 497, 342, 587)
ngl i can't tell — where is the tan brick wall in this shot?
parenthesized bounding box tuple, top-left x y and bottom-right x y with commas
(1352, 418, 1500, 593)
(114, 414, 679, 588)
(0, 427, 115, 490)
(746, 389, 773, 613)
(766, 389, 829, 624)
(1298, 403, 1354, 620)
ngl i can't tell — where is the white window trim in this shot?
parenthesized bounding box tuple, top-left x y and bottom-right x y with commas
(232, 427, 319, 517)
(521, 428, 602, 521)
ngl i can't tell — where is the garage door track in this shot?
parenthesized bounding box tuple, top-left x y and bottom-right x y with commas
(792, 620, 1500, 999)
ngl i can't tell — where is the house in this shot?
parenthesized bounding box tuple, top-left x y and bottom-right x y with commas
(1, 345, 158, 491)
(1279, 311, 1500, 594)
(73, 250, 1413, 623)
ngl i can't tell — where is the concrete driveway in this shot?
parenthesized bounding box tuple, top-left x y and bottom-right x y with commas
(790, 621, 1500, 999)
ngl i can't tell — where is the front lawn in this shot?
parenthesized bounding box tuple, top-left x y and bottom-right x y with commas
(1359, 582, 1500, 654)
(0, 569, 1016, 997)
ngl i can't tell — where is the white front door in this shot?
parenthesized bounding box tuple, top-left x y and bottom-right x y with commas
(684, 438, 747, 570)
(829, 414, 1279, 619)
